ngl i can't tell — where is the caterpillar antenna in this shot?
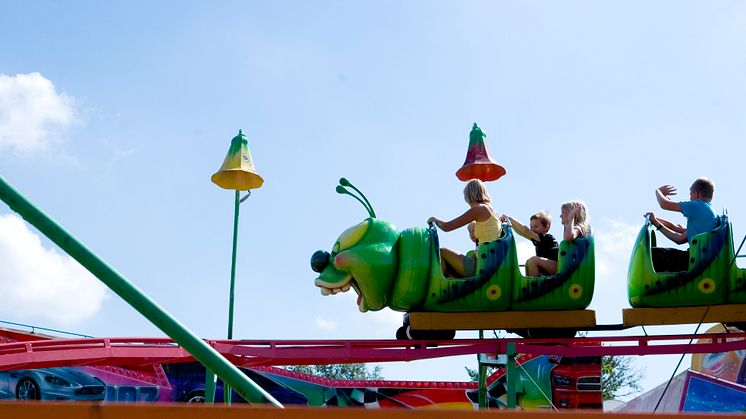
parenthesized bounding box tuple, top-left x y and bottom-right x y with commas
(335, 185, 375, 218)
(339, 178, 376, 218)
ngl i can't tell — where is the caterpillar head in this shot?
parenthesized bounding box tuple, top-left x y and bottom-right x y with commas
(311, 179, 398, 311)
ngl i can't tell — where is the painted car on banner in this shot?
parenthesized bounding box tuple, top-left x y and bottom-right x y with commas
(162, 362, 308, 404)
(0, 367, 106, 401)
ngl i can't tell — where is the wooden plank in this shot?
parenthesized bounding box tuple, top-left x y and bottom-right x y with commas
(408, 310, 597, 331)
(623, 304, 746, 327)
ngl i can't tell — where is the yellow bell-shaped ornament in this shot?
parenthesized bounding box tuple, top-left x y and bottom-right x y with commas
(211, 130, 264, 190)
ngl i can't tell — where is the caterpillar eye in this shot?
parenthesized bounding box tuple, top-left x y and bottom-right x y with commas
(336, 220, 370, 252)
(311, 250, 331, 273)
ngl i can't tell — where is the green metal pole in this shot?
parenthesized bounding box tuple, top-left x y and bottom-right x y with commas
(506, 342, 517, 409)
(477, 330, 486, 409)
(227, 190, 240, 340)
(224, 190, 241, 405)
(0, 176, 282, 407)
(205, 369, 216, 403)
(478, 360, 487, 409)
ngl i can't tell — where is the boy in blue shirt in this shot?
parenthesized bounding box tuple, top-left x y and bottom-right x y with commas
(646, 177, 717, 272)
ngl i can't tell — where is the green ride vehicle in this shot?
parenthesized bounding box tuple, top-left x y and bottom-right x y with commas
(311, 179, 595, 338)
(627, 214, 746, 308)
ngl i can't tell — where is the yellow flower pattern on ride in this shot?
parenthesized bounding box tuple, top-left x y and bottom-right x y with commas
(485, 285, 502, 301)
(569, 284, 583, 299)
(698, 278, 715, 294)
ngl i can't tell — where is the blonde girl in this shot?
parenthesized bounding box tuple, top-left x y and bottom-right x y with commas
(427, 179, 501, 277)
(527, 200, 591, 276)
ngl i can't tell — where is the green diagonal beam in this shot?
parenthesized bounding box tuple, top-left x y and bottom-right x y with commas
(0, 175, 282, 407)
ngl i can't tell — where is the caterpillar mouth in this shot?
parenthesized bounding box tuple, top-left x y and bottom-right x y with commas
(314, 275, 364, 310)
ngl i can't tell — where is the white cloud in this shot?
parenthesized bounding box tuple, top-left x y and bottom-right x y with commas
(365, 309, 406, 337)
(314, 315, 337, 331)
(594, 218, 641, 279)
(0, 214, 108, 326)
(0, 72, 76, 153)
(590, 218, 642, 324)
(334, 291, 404, 337)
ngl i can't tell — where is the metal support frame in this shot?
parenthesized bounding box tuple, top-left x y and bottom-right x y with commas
(221, 190, 245, 405)
(0, 176, 281, 407)
(205, 370, 216, 403)
(506, 342, 517, 409)
(3, 334, 746, 371)
(477, 330, 486, 409)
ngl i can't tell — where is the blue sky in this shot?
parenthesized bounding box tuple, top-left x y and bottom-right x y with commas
(2, 1, 746, 401)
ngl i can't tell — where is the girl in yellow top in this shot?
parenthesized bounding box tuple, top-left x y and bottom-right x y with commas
(427, 179, 501, 277)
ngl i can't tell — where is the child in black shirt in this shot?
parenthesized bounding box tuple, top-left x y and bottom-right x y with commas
(501, 211, 559, 276)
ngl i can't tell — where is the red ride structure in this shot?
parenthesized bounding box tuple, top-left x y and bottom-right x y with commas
(2, 325, 746, 410)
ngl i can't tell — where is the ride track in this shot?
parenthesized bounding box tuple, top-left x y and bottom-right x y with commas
(3, 174, 746, 399)
(2, 333, 746, 372)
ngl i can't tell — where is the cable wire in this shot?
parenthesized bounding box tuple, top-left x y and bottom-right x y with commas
(516, 360, 558, 411)
(652, 307, 710, 412)
(0, 319, 92, 338)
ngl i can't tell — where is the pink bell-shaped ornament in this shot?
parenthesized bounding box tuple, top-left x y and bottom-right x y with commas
(455, 123, 506, 182)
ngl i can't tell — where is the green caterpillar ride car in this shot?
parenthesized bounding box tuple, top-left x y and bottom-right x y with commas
(311, 179, 595, 331)
(628, 214, 746, 308)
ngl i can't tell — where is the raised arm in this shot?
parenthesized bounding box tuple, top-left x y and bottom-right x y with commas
(564, 206, 581, 241)
(647, 212, 688, 245)
(503, 214, 539, 241)
(657, 217, 686, 234)
(428, 205, 490, 232)
(656, 185, 682, 212)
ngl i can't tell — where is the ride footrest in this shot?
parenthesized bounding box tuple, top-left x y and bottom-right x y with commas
(623, 304, 746, 327)
(408, 310, 597, 331)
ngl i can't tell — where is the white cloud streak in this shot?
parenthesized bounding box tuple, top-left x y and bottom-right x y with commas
(0, 72, 76, 153)
(0, 214, 108, 326)
(591, 218, 643, 323)
(594, 218, 641, 279)
(314, 315, 337, 331)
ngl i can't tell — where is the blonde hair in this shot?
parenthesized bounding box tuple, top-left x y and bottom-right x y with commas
(463, 179, 491, 204)
(530, 211, 552, 228)
(561, 200, 590, 236)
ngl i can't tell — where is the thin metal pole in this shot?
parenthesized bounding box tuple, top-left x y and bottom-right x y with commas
(477, 330, 486, 409)
(507, 342, 517, 409)
(224, 190, 241, 405)
(228, 190, 240, 340)
(205, 370, 216, 403)
(0, 175, 281, 407)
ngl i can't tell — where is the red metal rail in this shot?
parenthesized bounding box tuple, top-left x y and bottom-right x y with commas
(1, 333, 746, 371)
(250, 365, 479, 389)
(0, 337, 188, 370)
